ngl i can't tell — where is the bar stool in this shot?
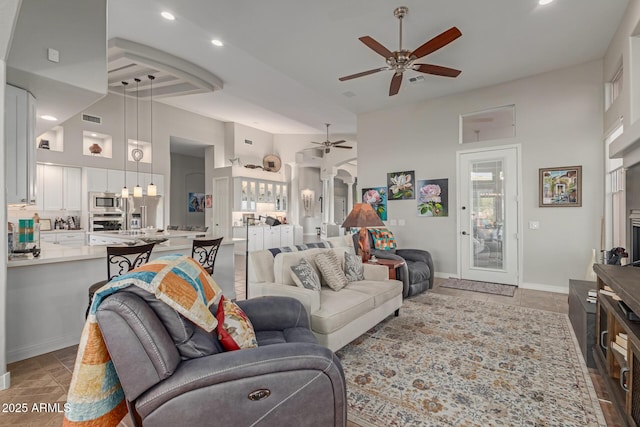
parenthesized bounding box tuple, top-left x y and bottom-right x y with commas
(191, 237, 223, 275)
(86, 242, 156, 317)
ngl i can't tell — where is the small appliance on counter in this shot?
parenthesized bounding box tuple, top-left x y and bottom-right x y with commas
(10, 218, 40, 258)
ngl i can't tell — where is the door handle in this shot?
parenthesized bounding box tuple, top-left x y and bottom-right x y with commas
(461, 231, 468, 235)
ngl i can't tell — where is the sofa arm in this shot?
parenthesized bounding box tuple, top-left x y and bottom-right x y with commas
(237, 296, 310, 331)
(362, 263, 389, 281)
(135, 343, 346, 426)
(249, 282, 321, 316)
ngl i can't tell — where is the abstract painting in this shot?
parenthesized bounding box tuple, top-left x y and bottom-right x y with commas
(188, 192, 205, 212)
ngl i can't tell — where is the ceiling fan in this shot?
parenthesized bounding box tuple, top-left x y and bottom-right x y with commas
(339, 6, 462, 96)
(308, 123, 352, 154)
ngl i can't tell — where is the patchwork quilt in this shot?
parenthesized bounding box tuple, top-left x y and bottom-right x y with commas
(63, 254, 223, 426)
(368, 228, 397, 250)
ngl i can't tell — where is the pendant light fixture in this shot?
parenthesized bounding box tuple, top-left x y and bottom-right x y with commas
(147, 75, 157, 196)
(121, 81, 129, 198)
(133, 78, 143, 198)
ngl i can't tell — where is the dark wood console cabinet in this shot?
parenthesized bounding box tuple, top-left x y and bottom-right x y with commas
(594, 264, 640, 427)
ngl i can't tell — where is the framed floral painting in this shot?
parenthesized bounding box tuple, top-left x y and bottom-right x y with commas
(362, 187, 387, 220)
(387, 170, 415, 200)
(417, 179, 448, 217)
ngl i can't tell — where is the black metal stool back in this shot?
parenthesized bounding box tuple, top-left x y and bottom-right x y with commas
(86, 242, 155, 317)
(191, 237, 223, 275)
(106, 242, 156, 280)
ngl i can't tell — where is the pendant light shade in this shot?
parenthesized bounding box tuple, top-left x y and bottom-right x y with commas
(147, 75, 157, 196)
(133, 78, 142, 197)
(121, 81, 129, 198)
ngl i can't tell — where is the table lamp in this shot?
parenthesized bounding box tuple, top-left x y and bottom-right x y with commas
(342, 203, 384, 262)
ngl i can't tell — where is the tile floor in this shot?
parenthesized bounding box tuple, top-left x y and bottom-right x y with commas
(0, 254, 623, 426)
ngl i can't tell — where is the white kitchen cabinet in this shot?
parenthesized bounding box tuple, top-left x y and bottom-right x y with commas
(41, 231, 86, 247)
(86, 167, 108, 193)
(280, 225, 294, 246)
(64, 167, 82, 210)
(5, 84, 37, 205)
(36, 164, 45, 212)
(107, 169, 125, 194)
(39, 164, 82, 211)
(263, 226, 281, 249)
(247, 227, 264, 252)
(234, 178, 257, 211)
(43, 165, 64, 210)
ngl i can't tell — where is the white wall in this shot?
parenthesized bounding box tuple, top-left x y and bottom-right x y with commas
(38, 93, 225, 225)
(606, 0, 640, 164)
(358, 60, 604, 291)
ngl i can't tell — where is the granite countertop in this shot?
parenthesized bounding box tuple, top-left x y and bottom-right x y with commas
(7, 237, 244, 268)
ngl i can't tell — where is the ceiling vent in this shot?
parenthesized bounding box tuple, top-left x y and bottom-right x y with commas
(108, 38, 223, 98)
(82, 113, 102, 124)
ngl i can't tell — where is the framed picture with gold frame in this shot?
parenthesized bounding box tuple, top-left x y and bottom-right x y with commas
(539, 165, 582, 207)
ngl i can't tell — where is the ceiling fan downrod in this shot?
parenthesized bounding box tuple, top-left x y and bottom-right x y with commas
(394, 7, 408, 52)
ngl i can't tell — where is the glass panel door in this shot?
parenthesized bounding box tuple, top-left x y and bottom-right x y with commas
(459, 147, 518, 285)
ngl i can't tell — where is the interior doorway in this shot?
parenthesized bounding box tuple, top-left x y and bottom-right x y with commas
(457, 146, 520, 285)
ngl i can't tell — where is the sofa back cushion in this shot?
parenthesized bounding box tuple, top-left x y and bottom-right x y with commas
(274, 248, 325, 286)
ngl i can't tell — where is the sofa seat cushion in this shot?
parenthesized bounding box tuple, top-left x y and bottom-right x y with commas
(311, 289, 374, 334)
(345, 279, 403, 307)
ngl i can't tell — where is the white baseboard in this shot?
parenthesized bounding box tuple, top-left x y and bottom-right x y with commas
(435, 272, 459, 279)
(7, 334, 79, 364)
(519, 281, 569, 294)
(0, 371, 10, 390)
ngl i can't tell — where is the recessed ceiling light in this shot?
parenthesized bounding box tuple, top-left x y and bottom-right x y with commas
(211, 39, 224, 47)
(161, 11, 175, 20)
(538, 0, 554, 5)
(91, 133, 97, 137)
(41, 115, 58, 121)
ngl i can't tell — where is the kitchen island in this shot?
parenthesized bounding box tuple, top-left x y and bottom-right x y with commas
(6, 236, 242, 363)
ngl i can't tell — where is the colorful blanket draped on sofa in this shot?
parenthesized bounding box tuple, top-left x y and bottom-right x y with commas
(63, 254, 223, 427)
(368, 228, 396, 250)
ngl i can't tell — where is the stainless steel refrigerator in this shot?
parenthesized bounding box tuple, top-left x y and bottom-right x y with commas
(124, 195, 163, 230)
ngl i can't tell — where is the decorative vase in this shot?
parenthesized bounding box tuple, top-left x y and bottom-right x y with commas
(585, 248, 597, 282)
(89, 143, 102, 154)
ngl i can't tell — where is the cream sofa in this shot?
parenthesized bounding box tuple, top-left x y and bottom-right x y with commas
(248, 241, 403, 351)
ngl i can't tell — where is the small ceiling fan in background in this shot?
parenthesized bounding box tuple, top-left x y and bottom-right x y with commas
(339, 6, 462, 96)
(308, 123, 352, 154)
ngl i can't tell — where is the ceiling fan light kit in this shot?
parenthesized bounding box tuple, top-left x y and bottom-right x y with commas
(339, 6, 462, 96)
(307, 123, 352, 154)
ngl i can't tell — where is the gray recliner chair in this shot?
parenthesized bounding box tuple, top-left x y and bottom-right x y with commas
(354, 231, 434, 298)
(97, 290, 347, 427)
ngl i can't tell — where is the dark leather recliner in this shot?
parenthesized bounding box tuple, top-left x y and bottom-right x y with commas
(354, 231, 434, 298)
(97, 290, 347, 427)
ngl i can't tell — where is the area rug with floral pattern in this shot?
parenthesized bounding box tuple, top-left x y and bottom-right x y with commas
(337, 293, 605, 426)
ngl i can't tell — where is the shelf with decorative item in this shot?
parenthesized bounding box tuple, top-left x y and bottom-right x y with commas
(82, 131, 112, 158)
(127, 139, 151, 164)
(37, 126, 64, 152)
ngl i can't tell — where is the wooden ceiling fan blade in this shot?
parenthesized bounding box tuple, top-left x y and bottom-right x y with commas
(310, 141, 324, 145)
(339, 67, 387, 81)
(414, 64, 462, 78)
(389, 73, 403, 96)
(358, 36, 393, 58)
(333, 145, 352, 149)
(410, 27, 462, 60)
(331, 140, 347, 145)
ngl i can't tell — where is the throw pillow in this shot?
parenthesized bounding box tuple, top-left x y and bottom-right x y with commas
(344, 251, 365, 282)
(215, 295, 258, 351)
(315, 251, 349, 291)
(290, 258, 321, 291)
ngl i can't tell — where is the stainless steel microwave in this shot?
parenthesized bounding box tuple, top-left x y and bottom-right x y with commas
(90, 192, 123, 213)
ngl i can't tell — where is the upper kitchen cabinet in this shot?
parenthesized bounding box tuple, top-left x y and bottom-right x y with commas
(6, 0, 107, 137)
(37, 164, 82, 211)
(5, 84, 36, 205)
